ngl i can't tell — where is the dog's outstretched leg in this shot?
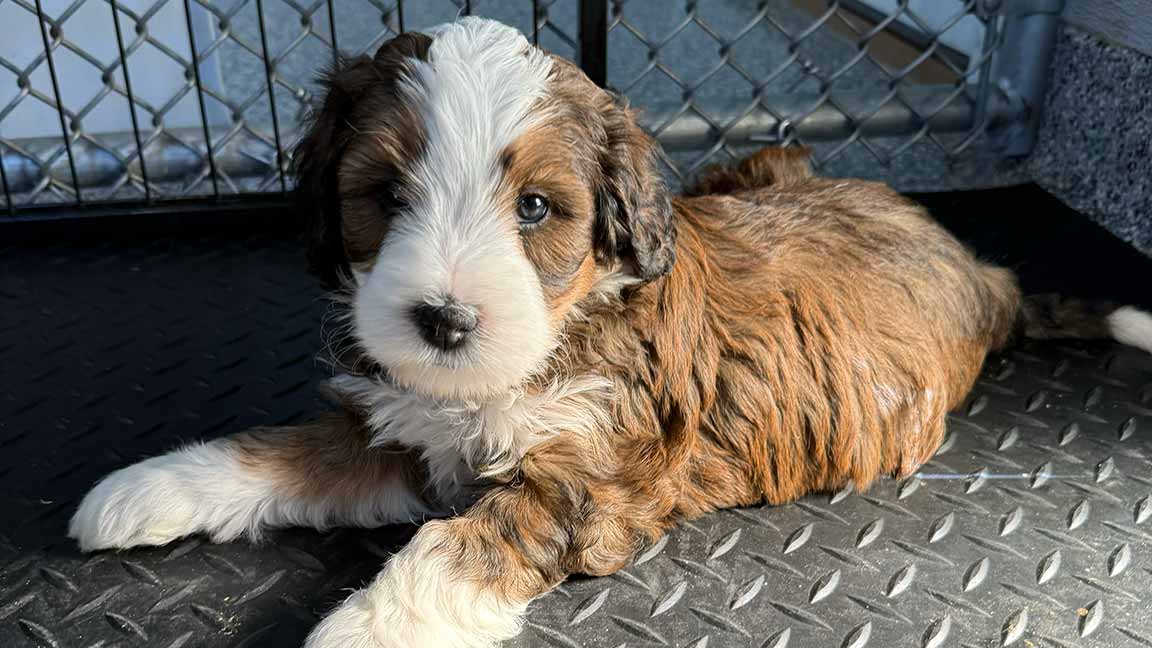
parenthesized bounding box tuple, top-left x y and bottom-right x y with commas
(69, 412, 431, 552)
(305, 435, 648, 648)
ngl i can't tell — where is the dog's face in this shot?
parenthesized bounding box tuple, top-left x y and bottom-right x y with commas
(294, 18, 673, 400)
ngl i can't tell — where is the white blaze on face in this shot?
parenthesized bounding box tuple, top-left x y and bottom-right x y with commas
(353, 18, 557, 400)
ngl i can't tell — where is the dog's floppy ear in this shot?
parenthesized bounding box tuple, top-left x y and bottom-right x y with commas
(292, 33, 431, 287)
(291, 55, 373, 287)
(593, 95, 675, 282)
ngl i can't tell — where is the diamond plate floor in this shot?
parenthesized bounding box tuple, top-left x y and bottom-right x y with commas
(1, 186, 1151, 648)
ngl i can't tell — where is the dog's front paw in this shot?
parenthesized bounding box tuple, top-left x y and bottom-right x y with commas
(303, 590, 386, 648)
(304, 594, 465, 648)
(69, 443, 261, 552)
(303, 586, 510, 648)
(69, 459, 207, 552)
(305, 521, 526, 648)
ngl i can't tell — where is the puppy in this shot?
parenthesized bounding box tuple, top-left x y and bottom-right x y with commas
(69, 17, 1152, 648)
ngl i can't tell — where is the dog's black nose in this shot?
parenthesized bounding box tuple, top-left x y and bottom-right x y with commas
(411, 300, 478, 351)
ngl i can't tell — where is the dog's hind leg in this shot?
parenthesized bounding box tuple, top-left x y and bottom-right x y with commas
(69, 412, 432, 552)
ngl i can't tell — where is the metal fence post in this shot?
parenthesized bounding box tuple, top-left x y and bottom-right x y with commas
(33, 0, 82, 205)
(0, 142, 13, 216)
(987, 0, 1066, 156)
(578, 0, 608, 87)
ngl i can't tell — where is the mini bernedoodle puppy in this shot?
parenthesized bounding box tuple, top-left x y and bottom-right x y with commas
(70, 17, 1152, 648)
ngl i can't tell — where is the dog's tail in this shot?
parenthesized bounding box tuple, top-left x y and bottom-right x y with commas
(1020, 293, 1152, 354)
(684, 146, 813, 196)
(958, 243, 1151, 356)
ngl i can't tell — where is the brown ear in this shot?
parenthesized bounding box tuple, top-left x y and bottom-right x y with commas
(594, 95, 675, 282)
(291, 33, 431, 287)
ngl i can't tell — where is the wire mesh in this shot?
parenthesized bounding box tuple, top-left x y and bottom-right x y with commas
(608, 0, 1015, 185)
(0, 0, 1034, 215)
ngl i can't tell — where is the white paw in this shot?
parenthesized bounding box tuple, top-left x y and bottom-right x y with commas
(69, 461, 205, 551)
(303, 586, 508, 648)
(303, 591, 385, 648)
(68, 443, 263, 552)
(304, 522, 526, 648)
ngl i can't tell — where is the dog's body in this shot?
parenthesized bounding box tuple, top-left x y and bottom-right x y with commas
(69, 18, 1152, 648)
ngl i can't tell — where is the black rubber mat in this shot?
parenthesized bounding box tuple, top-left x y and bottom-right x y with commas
(1, 185, 1151, 648)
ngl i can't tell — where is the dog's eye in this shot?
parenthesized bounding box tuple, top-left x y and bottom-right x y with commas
(378, 182, 405, 212)
(517, 194, 549, 225)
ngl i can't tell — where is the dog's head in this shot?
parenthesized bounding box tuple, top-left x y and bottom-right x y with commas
(294, 18, 673, 400)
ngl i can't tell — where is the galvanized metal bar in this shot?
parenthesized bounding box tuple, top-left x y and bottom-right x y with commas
(532, 0, 541, 46)
(578, 0, 608, 87)
(396, 0, 405, 34)
(653, 85, 1020, 150)
(34, 0, 82, 204)
(326, 0, 340, 67)
(987, 0, 1065, 155)
(2, 193, 292, 231)
(182, 0, 221, 198)
(255, 0, 289, 194)
(968, 2, 1004, 140)
(1, 130, 270, 194)
(0, 142, 13, 216)
(109, 0, 152, 203)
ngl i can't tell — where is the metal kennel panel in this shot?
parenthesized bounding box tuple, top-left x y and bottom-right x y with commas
(605, 0, 1063, 185)
(0, 0, 1062, 216)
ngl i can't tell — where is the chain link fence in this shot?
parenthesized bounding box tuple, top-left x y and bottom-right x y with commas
(0, 0, 1062, 216)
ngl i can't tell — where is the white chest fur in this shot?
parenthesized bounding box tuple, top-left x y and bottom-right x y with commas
(327, 373, 612, 503)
